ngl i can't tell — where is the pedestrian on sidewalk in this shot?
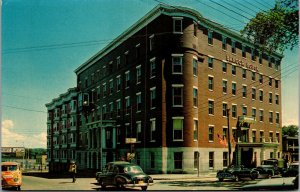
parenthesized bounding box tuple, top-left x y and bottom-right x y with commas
(68, 161, 77, 183)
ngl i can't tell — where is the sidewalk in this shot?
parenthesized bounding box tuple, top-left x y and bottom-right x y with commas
(150, 172, 217, 180)
(23, 170, 217, 180)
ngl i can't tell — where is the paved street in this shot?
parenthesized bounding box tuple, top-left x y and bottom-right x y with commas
(13, 174, 263, 191)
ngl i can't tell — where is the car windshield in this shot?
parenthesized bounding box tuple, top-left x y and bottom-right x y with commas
(124, 166, 143, 174)
(290, 165, 299, 169)
(2, 165, 18, 171)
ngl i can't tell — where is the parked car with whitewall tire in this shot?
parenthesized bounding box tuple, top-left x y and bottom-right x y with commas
(216, 165, 259, 182)
(282, 162, 299, 177)
(96, 161, 154, 190)
(254, 165, 280, 178)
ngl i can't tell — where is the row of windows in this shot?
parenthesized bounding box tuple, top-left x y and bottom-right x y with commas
(84, 88, 157, 122)
(173, 116, 280, 143)
(171, 83, 279, 113)
(209, 77, 280, 103)
(173, 55, 280, 89)
(172, 17, 281, 68)
(208, 100, 280, 123)
(207, 125, 280, 143)
(80, 57, 156, 90)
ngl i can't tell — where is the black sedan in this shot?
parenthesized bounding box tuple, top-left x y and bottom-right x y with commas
(282, 163, 299, 177)
(96, 162, 154, 190)
(216, 165, 259, 181)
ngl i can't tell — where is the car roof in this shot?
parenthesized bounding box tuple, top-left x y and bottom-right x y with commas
(107, 161, 130, 165)
(2, 162, 19, 166)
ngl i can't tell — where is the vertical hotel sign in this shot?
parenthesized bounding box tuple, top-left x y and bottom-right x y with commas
(226, 55, 259, 72)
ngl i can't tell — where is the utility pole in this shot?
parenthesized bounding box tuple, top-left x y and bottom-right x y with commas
(227, 109, 231, 167)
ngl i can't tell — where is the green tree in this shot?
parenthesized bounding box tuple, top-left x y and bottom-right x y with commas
(241, 0, 298, 53)
(282, 125, 299, 136)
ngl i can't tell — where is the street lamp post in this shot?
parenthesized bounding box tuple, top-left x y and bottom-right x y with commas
(227, 109, 231, 167)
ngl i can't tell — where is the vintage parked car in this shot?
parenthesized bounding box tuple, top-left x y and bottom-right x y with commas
(282, 162, 299, 177)
(96, 161, 154, 190)
(216, 165, 259, 181)
(1, 162, 22, 190)
(254, 164, 280, 178)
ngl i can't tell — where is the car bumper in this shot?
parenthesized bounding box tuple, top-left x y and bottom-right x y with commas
(217, 173, 235, 180)
(124, 182, 154, 187)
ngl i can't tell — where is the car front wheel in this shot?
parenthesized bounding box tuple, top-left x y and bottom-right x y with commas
(218, 178, 224, 182)
(234, 175, 240, 182)
(99, 180, 106, 189)
(141, 186, 148, 190)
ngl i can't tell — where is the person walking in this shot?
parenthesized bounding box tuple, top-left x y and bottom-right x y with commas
(69, 161, 77, 183)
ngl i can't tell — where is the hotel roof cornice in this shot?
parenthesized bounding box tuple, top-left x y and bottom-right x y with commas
(74, 4, 283, 75)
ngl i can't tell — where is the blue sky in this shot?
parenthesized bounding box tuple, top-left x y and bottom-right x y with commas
(2, 0, 298, 148)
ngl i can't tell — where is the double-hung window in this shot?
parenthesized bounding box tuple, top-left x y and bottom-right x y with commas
(173, 117, 184, 141)
(232, 65, 236, 75)
(136, 65, 141, 84)
(116, 75, 121, 92)
(232, 104, 237, 118)
(150, 57, 156, 78)
(193, 87, 198, 107)
(252, 108, 256, 118)
(136, 121, 142, 142)
(193, 57, 198, 76)
(149, 34, 154, 51)
(242, 85, 247, 98)
(150, 118, 156, 142)
(125, 71, 130, 88)
(231, 41, 236, 53)
(242, 68, 247, 78)
(222, 80, 227, 93)
(269, 111, 273, 123)
(150, 87, 156, 109)
(173, 17, 183, 33)
(172, 85, 183, 107)
(208, 57, 213, 68)
(208, 31, 213, 45)
(252, 88, 256, 100)
(259, 110, 264, 122)
(276, 112, 280, 124)
(208, 100, 214, 115)
(242, 106, 247, 115)
(172, 54, 183, 74)
(125, 96, 130, 115)
(232, 82, 236, 95)
(136, 92, 142, 112)
(222, 62, 227, 72)
(208, 126, 214, 142)
(208, 76, 214, 91)
(242, 45, 246, 57)
(222, 103, 228, 117)
(193, 119, 198, 141)
(259, 90, 264, 101)
(222, 36, 227, 50)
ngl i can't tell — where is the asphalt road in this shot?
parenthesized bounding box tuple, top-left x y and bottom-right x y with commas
(11, 175, 264, 191)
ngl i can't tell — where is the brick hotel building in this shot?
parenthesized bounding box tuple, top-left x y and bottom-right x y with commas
(46, 4, 283, 174)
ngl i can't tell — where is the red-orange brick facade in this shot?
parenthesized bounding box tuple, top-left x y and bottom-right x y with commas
(46, 5, 282, 174)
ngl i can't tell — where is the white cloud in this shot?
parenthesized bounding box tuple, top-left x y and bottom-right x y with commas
(1, 119, 47, 148)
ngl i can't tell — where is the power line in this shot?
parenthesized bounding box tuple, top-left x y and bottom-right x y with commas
(210, 0, 252, 21)
(1, 105, 47, 113)
(194, 0, 247, 25)
(222, 0, 256, 18)
(253, 0, 271, 9)
(243, 0, 266, 12)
